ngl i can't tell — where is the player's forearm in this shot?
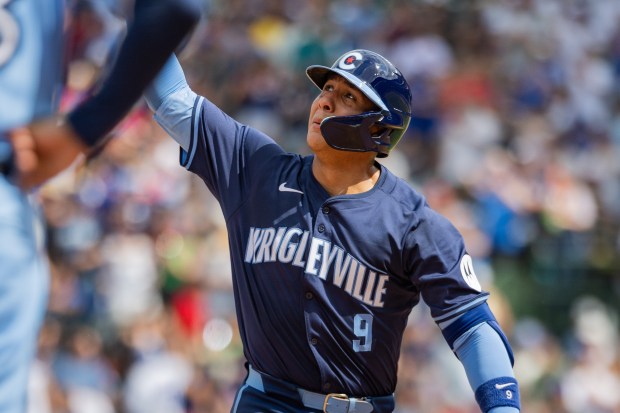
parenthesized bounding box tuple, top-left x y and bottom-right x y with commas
(67, 0, 200, 148)
(454, 322, 520, 412)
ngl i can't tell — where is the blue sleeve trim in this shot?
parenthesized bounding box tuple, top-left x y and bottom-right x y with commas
(434, 293, 489, 324)
(475, 377, 520, 413)
(442, 302, 514, 365)
(180, 95, 203, 169)
(441, 302, 493, 347)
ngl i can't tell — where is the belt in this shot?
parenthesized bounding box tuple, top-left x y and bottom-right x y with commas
(246, 366, 376, 413)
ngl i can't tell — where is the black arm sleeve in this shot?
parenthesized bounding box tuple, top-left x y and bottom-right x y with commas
(67, 0, 201, 148)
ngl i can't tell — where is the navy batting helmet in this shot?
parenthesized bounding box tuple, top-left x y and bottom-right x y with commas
(306, 49, 412, 158)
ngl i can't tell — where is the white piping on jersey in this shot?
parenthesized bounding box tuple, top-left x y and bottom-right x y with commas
(184, 95, 204, 169)
(231, 384, 250, 413)
(272, 206, 298, 226)
(435, 295, 489, 328)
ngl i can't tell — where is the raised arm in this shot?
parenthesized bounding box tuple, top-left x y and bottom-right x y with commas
(144, 54, 196, 152)
(12, 0, 201, 189)
(68, 0, 200, 146)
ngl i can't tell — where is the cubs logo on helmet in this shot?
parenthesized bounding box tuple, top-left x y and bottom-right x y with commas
(338, 52, 363, 71)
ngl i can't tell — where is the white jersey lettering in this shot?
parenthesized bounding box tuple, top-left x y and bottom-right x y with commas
(256, 227, 276, 263)
(245, 226, 389, 308)
(278, 227, 303, 263)
(305, 237, 325, 276)
(373, 275, 389, 307)
(270, 227, 287, 262)
(333, 253, 352, 288)
(292, 231, 309, 268)
(362, 271, 377, 306)
(344, 259, 360, 295)
(244, 227, 261, 263)
(318, 242, 340, 280)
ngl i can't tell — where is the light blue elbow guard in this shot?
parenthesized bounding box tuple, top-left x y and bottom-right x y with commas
(475, 377, 520, 412)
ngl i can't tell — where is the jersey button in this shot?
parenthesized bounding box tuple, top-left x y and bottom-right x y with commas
(310, 338, 318, 345)
(323, 383, 331, 391)
(322, 206, 330, 215)
(305, 292, 313, 300)
(318, 224, 325, 233)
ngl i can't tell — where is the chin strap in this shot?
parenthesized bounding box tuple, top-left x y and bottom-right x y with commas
(320, 111, 391, 156)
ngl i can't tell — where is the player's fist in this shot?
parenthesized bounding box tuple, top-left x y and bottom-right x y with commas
(9, 126, 38, 181)
(8, 115, 88, 190)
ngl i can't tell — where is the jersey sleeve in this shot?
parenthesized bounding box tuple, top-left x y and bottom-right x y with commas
(404, 204, 489, 325)
(152, 86, 285, 216)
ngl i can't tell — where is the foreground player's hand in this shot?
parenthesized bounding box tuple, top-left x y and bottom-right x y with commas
(8, 126, 38, 181)
(9, 115, 88, 190)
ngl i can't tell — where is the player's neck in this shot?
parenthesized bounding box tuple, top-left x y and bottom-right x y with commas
(312, 155, 380, 196)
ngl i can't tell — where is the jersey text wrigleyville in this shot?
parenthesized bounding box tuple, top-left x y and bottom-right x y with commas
(245, 226, 389, 307)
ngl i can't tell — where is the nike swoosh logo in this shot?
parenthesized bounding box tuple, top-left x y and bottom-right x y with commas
(495, 383, 516, 390)
(278, 182, 303, 195)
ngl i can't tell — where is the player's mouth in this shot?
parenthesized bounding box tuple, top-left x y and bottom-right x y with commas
(311, 118, 323, 130)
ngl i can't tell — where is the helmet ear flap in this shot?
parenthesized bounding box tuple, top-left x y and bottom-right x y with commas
(320, 111, 391, 156)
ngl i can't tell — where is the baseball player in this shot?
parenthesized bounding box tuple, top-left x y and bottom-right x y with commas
(0, 1, 199, 411)
(145, 50, 520, 413)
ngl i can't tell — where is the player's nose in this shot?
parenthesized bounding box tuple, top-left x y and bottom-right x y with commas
(316, 91, 335, 113)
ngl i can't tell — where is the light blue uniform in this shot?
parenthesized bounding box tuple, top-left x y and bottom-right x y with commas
(0, 0, 64, 411)
(0, 0, 201, 410)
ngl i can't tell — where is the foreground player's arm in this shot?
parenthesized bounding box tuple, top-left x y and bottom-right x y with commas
(14, 0, 200, 189)
(442, 302, 520, 413)
(68, 0, 200, 147)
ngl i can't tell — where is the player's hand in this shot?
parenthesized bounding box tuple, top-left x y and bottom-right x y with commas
(9, 125, 38, 181)
(9, 115, 89, 190)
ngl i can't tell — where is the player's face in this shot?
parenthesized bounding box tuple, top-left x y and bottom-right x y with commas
(307, 74, 376, 154)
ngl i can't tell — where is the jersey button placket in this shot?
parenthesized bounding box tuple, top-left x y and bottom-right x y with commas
(317, 204, 330, 234)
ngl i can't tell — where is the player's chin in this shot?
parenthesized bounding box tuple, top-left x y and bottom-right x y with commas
(306, 130, 327, 152)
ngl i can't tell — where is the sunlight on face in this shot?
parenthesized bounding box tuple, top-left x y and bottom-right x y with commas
(307, 74, 378, 154)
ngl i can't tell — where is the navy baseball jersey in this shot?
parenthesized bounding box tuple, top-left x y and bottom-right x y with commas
(154, 88, 489, 397)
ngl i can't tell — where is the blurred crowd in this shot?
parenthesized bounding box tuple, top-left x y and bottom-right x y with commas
(27, 0, 620, 412)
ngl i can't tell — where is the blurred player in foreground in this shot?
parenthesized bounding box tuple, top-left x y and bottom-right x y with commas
(0, 0, 200, 411)
(143, 46, 521, 413)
